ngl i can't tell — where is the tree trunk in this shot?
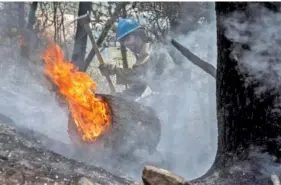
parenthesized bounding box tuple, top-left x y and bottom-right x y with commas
(186, 2, 281, 185)
(120, 4, 128, 70)
(215, 1, 281, 166)
(26, 2, 38, 30)
(20, 2, 38, 58)
(71, 2, 92, 71)
(18, 2, 25, 29)
(119, 4, 129, 88)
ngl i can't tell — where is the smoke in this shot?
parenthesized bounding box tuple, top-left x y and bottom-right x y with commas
(83, 3, 218, 181)
(0, 2, 218, 183)
(223, 3, 281, 95)
(0, 51, 70, 144)
(134, 15, 218, 180)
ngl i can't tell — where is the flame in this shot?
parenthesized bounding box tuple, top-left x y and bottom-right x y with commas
(41, 42, 112, 142)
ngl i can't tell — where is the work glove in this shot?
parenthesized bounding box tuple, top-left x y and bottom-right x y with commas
(98, 63, 116, 76)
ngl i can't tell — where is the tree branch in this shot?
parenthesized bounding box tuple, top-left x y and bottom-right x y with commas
(83, 2, 127, 71)
(171, 39, 216, 79)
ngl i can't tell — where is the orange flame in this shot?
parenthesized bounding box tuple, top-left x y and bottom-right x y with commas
(41, 42, 111, 142)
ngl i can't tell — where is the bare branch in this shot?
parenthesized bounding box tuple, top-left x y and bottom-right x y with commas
(171, 39, 216, 78)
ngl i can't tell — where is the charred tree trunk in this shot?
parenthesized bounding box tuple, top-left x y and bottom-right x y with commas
(71, 2, 92, 71)
(20, 2, 38, 58)
(214, 1, 281, 167)
(186, 2, 281, 185)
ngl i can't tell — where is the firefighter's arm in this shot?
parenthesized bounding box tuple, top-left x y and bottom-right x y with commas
(115, 64, 146, 83)
(99, 55, 148, 83)
(98, 63, 143, 84)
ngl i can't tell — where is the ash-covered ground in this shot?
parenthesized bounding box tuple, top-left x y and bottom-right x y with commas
(0, 116, 139, 185)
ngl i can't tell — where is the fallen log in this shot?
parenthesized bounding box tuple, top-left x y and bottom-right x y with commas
(171, 39, 217, 79)
(67, 93, 161, 159)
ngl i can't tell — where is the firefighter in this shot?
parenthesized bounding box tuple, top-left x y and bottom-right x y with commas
(98, 18, 176, 101)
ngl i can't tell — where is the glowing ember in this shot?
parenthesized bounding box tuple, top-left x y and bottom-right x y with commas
(41, 42, 111, 142)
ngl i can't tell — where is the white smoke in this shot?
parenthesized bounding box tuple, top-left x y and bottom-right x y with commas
(223, 3, 281, 95)
(0, 51, 70, 143)
(0, 2, 218, 182)
(135, 16, 218, 180)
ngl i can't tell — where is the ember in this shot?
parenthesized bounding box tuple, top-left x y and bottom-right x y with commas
(41, 42, 112, 142)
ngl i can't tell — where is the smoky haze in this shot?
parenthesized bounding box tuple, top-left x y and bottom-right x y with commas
(0, 2, 217, 182)
(131, 24, 218, 180)
(224, 4, 281, 95)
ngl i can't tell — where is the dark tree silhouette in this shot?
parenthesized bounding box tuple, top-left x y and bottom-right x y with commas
(186, 2, 281, 185)
(71, 2, 92, 71)
(20, 2, 38, 58)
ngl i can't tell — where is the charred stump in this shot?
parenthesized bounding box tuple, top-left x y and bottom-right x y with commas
(185, 2, 281, 185)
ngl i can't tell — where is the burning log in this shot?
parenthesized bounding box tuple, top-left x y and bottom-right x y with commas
(41, 42, 161, 158)
(68, 93, 161, 158)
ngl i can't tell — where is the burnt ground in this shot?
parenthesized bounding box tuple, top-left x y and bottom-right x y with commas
(0, 114, 140, 185)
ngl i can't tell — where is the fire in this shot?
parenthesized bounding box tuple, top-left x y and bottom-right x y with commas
(41, 42, 112, 142)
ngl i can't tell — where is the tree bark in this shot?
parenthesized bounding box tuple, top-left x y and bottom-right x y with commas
(71, 2, 92, 71)
(185, 2, 281, 185)
(67, 94, 161, 159)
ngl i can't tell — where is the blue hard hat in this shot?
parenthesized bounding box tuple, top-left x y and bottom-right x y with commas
(116, 18, 141, 41)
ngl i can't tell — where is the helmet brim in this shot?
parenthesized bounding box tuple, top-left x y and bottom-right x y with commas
(117, 25, 141, 41)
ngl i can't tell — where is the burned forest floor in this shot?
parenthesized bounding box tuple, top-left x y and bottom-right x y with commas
(0, 115, 141, 185)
